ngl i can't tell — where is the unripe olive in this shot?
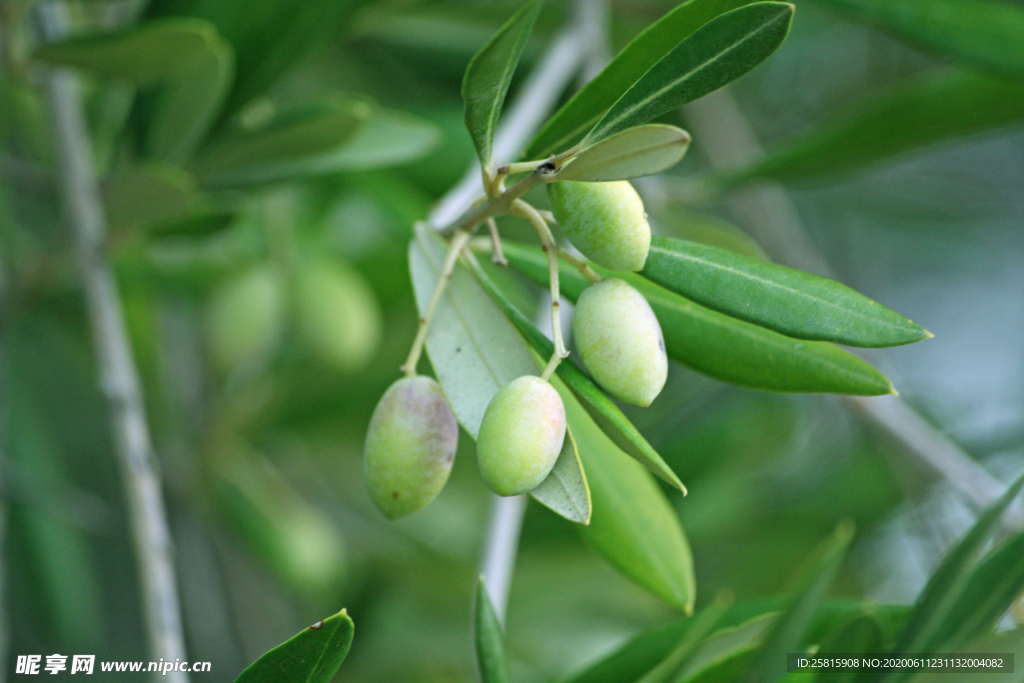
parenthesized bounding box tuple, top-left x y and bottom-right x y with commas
(477, 376, 566, 496)
(547, 180, 651, 271)
(206, 264, 284, 371)
(572, 278, 667, 407)
(364, 376, 458, 519)
(296, 259, 381, 373)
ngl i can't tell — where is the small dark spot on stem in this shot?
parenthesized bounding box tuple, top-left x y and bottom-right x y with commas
(538, 161, 557, 175)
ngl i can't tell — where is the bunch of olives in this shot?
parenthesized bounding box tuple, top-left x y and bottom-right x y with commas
(364, 179, 667, 518)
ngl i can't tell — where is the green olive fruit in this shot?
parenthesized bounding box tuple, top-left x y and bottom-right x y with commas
(477, 376, 566, 496)
(573, 278, 667, 406)
(364, 376, 458, 519)
(296, 259, 381, 373)
(547, 179, 651, 271)
(206, 264, 284, 371)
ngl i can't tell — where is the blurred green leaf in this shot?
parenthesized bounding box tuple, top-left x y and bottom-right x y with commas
(713, 68, 1024, 187)
(677, 613, 775, 681)
(474, 578, 510, 683)
(930, 532, 1024, 650)
(146, 209, 236, 242)
(104, 163, 197, 231)
(465, 253, 685, 491)
(584, 3, 794, 145)
(502, 242, 895, 395)
(235, 608, 354, 682)
(887, 474, 1024, 681)
(643, 235, 930, 347)
(557, 124, 691, 182)
(308, 108, 441, 172)
(655, 209, 767, 261)
(819, 0, 1024, 79)
(193, 99, 367, 186)
(527, 0, 758, 158)
(639, 592, 733, 683)
(910, 628, 1024, 683)
(814, 614, 884, 683)
(34, 18, 222, 84)
(531, 425, 592, 525)
(461, 0, 542, 166)
(560, 383, 696, 611)
(743, 522, 854, 682)
(146, 33, 234, 162)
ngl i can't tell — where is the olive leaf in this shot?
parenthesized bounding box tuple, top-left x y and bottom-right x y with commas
(464, 253, 685, 491)
(474, 578, 510, 683)
(643, 235, 930, 347)
(234, 608, 354, 682)
(638, 592, 733, 683)
(560, 384, 696, 611)
(531, 424, 592, 525)
(557, 124, 691, 181)
(583, 2, 794, 146)
(502, 242, 895, 396)
(409, 226, 590, 524)
(527, 0, 759, 158)
(818, 0, 1024, 79)
(713, 68, 1024, 188)
(885, 474, 1024, 681)
(462, 0, 542, 166)
(656, 209, 768, 261)
(742, 522, 854, 682)
(104, 163, 197, 231)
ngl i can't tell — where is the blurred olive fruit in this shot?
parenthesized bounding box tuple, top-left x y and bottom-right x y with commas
(573, 278, 667, 406)
(296, 259, 382, 373)
(206, 264, 285, 371)
(547, 179, 651, 271)
(364, 376, 458, 519)
(477, 376, 566, 496)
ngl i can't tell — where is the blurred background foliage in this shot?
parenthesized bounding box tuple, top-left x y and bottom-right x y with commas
(2, 0, 1023, 681)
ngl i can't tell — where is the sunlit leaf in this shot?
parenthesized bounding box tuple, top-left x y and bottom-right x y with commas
(643, 235, 930, 347)
(474, 578, 510, 683)
(819, 0, 1024, 79)
(583, 3, 794, 145)
(557, 124, 690, 181)
(531, 425, 592, 525)
(655, 209, 767, 261)
(235, 608, 354, 682)
(462, 0, 542, 166)
(527, 0, 758, 158)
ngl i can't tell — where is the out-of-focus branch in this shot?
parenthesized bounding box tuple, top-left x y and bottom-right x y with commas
(683, 88, 1021, 527)
(34, 4, 190, 679)
(424, 10, 590, 620)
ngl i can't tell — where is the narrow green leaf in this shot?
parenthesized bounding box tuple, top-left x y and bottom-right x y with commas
(464, 253, 685, 491)
(462, 0, 542, 166)
(235, 608, 354, 682)
(813, 614, 884, 683)
(531, 425, 592, 525)
(558, 124, 691, 181)
(474, 578, 510, 683)
(819, 0, 1024, 80)
(526, 0, 757, 158)
(503, 242, 895, 396)
(584, 3, 794, 145)
(931, 532, 1024, 650)
(193, 99, 367, 187)
(715, 68, 1024, 187)
(104, 163, 197, 231)
(305, 108, 441, 172)
(560, 384, 696, 611)
(146, 210, 236, 242)
(887, 474, 1024, 681)
(643, 235, 930, 347)
(677, 613, 776, 682)
(146, 33, 234, 162)
(656, 209, 768, 261)
(639, 593, 734, 683)
(33, 18, 220, 84)
(743, 522, 855, 682)
(408, 225, 539, 438)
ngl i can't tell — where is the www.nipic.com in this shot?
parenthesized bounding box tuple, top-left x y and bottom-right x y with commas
(14, 654, 212, 676)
